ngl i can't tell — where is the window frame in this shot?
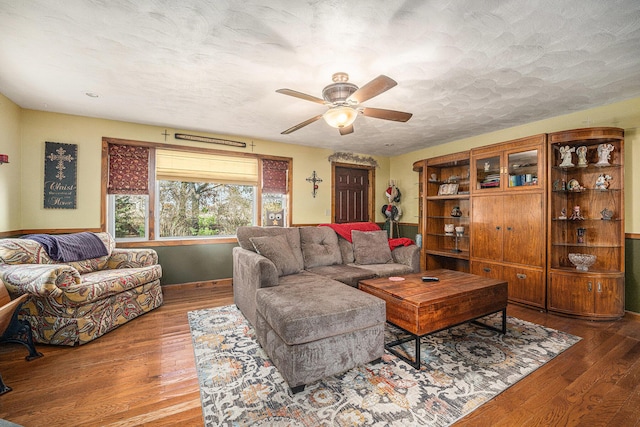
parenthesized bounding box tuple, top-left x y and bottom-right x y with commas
(101, 137, 293, 247)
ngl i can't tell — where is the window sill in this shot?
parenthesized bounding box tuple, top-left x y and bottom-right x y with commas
(116, 237, 238, 248)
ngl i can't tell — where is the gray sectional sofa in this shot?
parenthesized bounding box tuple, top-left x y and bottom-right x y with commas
(232, 224, 419, 392)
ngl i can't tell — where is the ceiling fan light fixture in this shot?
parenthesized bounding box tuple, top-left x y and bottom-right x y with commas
(323, 106, 358, 129)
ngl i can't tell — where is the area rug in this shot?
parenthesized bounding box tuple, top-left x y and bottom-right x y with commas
(188, 305, 580, 426)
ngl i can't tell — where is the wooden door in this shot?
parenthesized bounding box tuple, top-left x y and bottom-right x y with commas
(548, 272, 594, 314)
(471, 195, 503, 260)
(593, 276, 625, 317)
(334, 166, 370, 223)
(502, 193, 545, 267)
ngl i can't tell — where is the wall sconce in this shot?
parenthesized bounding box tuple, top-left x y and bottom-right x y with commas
(306, 171, 323, 198)
(0, 154, 8, 165)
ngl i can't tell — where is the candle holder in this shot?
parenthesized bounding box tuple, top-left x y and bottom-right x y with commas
(452, 226, 464, 253)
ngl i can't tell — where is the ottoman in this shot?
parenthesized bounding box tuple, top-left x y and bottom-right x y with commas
(255, 280, 386, 393)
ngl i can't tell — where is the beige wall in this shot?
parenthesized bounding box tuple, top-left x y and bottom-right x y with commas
(3, 104, 390, 232)
(391, 96, 640, 233)
(0, 93, 21, 231)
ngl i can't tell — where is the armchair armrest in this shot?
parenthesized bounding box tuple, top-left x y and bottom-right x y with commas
(0, 264, 81, 298)
(107, 248, 158, 269)
(232, 247, 278, 327)
(391, 245, 420, 273)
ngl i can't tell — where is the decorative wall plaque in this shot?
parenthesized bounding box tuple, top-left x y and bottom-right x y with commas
(44, 141, 77, 209)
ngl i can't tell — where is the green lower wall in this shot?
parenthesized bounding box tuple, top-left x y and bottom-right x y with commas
(152, 242, 237, 285)
(625, 238, 640, 313)
(397, 223, 419, 241)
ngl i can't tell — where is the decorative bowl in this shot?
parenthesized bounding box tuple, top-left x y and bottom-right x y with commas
(568, 253, 596, 271)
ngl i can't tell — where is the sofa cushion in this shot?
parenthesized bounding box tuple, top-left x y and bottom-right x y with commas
(255, 279, 385, 346)
(349, 262, 414, 277)
(250, 235, 302, 277)
(58, 264, 163, 305)
(236, 226, 304, 271)
(351, 230, 393, 265)
(337, 236, 355, 264)
(299, 227, 342, 268)
(305, 264, 376, 287)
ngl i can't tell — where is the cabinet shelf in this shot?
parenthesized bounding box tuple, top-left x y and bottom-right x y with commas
(551, 266, 621, 275)
(428, 179, 470, 185)
(426, 194, 470, 201)
(552, 189, 621, 194)
(552, 243, 622, 248)
(425, 249, 469, 259)
(552, 218, 622, 222)
(427, 233, 469, 238)
(552, 163, 622, 171)
(427, 215, 468, 220)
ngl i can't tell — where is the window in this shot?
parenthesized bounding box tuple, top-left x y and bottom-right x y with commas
(110, 194, 148, 239)
(103, 138, 292, 242)
(157, 181, 255, 237)
(155, 149, 258, 238)
(261, 159, 289, 227)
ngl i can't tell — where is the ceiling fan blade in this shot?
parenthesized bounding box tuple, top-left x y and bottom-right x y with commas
(339, 124, 354, 136)
(281, 115, 323, 134)
(348, 75, 397, 104)
(362, 107, 412, 122)
(276, 88, 326, 105)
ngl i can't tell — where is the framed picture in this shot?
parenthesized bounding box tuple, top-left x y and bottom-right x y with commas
(438, 183, 459, 195)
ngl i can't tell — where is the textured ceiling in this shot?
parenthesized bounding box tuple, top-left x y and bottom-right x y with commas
(1, 1, 640, 156)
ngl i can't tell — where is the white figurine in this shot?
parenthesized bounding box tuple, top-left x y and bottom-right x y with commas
(559, 146, 575, 168)
(576, 146, 588, 167)
(595, 174, 612, 190)
(596, 143, 614, 166)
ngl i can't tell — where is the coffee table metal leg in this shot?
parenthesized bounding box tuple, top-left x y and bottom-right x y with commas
(385, 332, 421, 370)
(386, 308, 507, 370)
(472, 308, 507, 334)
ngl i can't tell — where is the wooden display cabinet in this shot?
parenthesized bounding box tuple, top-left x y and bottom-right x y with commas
(470, 134, 547, 309)
(414, 152, 470, 272)
(547, 127, 624, 320)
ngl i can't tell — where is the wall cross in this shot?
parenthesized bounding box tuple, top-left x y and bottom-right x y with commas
(306, 170, 323, 198)
(47, 147, 74, 180)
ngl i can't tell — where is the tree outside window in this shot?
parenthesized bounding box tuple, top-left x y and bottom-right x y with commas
(158, 181, 254, 237)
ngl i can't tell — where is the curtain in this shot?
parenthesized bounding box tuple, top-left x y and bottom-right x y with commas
(107, 144, 149, 194)
(262, 159, 288, 194)
(156, 149, 258, 185)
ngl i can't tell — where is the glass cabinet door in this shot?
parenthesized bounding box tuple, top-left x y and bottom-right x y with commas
(507, 149, 540, 188)
(474, 154, 501, 191)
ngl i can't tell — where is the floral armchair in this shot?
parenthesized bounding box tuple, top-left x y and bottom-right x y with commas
(0, 232, 163, 346)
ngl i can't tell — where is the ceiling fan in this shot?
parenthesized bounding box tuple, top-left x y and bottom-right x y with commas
(276, 72, 412, 136)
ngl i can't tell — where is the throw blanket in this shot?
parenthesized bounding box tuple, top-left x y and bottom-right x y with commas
(22, 232, 108, 262)
(319, 222, 381, 242)
(319, 223, 414, 250)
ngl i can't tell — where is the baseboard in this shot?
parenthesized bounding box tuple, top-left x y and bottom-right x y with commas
(161, 278, 232, 294)
(624, 310, 640, 320)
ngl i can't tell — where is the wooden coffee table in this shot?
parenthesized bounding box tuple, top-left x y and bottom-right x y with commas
(358, 269, 508, 369)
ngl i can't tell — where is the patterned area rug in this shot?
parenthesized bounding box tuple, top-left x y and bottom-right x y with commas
(188, 305, 580, 426)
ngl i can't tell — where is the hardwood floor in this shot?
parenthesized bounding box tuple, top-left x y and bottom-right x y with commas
(0, 284, 638, 426)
